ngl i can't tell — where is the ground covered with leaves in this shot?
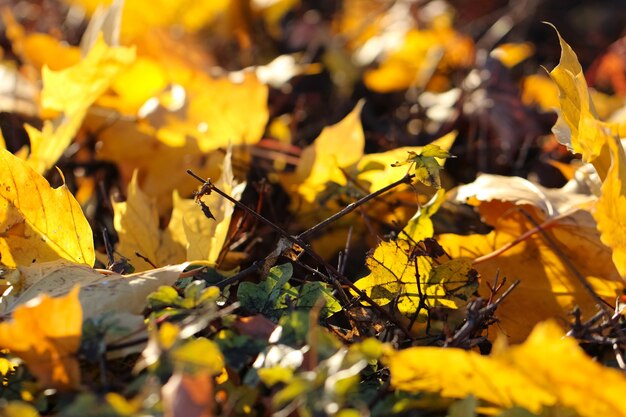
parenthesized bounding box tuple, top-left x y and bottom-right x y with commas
(1, 0, 626, 416)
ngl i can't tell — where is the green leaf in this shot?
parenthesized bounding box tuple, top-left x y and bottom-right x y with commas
(404, 189, 446, 242)
(171, 337, 224, 375)
(447, 396, 478, 417)
(237, 263, 295, 320)
(297, 281, 342, 318)
(146, 286, 180, 310)
(258, 366, 294, 387)
(392, 145, 453, 188)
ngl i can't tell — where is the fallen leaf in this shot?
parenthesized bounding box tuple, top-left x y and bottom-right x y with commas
(521, 74, 559, 112)
(0, 287, 82, 390)
(25, 34, 135, 174)
(386, 320, 626, 417)
(179, 147, 246, 265)
(0, 148, 95, 267)
(280, 100, 365, 205)
(68, 0, 230, 40)
(489, 43, 534, 68)
(547, 25, 626, 278)
(364, 25, 473, 92)
(162, 371, 214, 417)
(1, 9, 80, 72)
(438, 208, 623, 342)
(354, 240, 477, 336)
(113, 171, 185, 271)
(92, 118, 226, 212)
(3, 260, 189, 319)
(454, 173, 595, 223)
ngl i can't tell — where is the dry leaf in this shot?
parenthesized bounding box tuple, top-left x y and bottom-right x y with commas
(438, 208, 623, 342)
(177, 147, 246, 265)
(25, 35, 135, 174)
(547, 25, 626, 278)
(2, 9, 81, 72)
(67, 0, 230, 40)
(0, 149, 94, 267)
(113, 171, 185, 271)
(387, 320, 626, 417)
(454, 173, 595, 223)
(521, 74, 560, 112)
(489, 43, 534, 68)
(354, 240, 477, 336)
(0, 287, 82, 390)
(162, 371, 214, 417)
(280, 100, 365, 204)
(3, 260, 189, 319)
(364, 25, 473, 92)
(92, 117, 226, 212)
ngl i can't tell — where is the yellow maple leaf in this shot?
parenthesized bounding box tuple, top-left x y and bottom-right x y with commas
(113, 150, 244, 270)
(279, 100, 365, 206)
(24, 35, 135, 174)
(521, 74, 560, 111)
(113, 171, 185, 272)
(0, 149, 94, 267)
(354, 239, 477, 336)
(91, 71, 266, 207)
(159, 72, 269, 153)
(0, 287, 82, 390)
(92, 117, 226, 212)
(386, 320, 626, 417)
(547, 25, 626, 278)
(175, 148, 246, 265)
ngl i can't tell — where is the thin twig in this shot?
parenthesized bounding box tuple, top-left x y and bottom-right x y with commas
(297, 174, 415, 240)
(186, 169, 415, 338)
(519, 209, 612, 310)
(473, 207, 582, 265)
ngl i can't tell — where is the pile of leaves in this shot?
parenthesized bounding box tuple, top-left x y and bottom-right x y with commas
(0, 0, 626, 416)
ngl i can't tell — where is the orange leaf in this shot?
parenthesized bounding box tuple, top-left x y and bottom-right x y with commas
(0, 287, 82, 390)
(162, 371, 214, 417)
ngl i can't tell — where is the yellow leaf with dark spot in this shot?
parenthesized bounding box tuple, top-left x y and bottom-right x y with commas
(354, 240, 477, 336)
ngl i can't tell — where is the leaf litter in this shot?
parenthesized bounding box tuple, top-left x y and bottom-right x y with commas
(0, 1, 625, 416)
